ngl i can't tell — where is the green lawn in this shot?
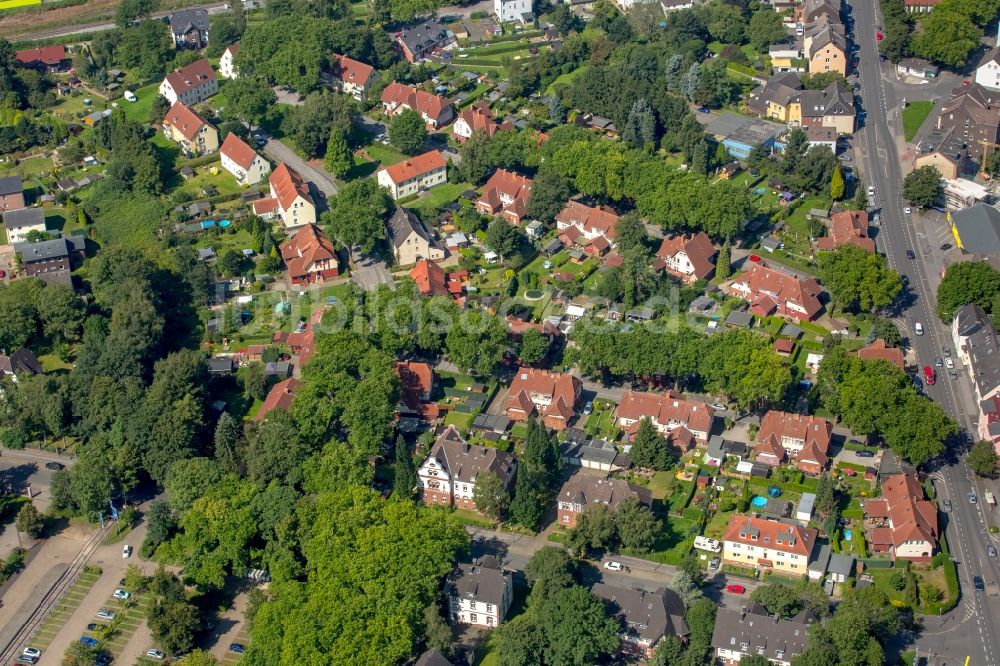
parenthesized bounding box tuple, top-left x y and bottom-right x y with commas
(122, 83, 160, 124)
(173, 160, 246, 199)
(583, 400, 619, 440)
(404, 182, 473, 218)
(902, 101, 934, 142)
(359, 142, 409, 168)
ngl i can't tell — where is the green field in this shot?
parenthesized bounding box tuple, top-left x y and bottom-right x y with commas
(545, 64, 590, 94)
(122, 83, 160, 124)
(902, 101, 933, 142)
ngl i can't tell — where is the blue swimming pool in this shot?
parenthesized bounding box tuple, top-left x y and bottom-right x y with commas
(843, 529, 853, 541)
(751, 496, 768, 508)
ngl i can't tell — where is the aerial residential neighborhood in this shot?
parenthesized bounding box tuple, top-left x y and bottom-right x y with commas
(1, 0, 1000, 662)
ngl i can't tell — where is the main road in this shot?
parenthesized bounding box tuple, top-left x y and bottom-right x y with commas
(850, 0, 1000, 662)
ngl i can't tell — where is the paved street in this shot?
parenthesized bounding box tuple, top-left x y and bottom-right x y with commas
(851, 0, 1000, 662)
(261, 138, 338, 199)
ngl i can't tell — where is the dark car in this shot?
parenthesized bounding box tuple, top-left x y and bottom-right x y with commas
(229, 644, 246, 654)
(975, 575, 986, 592)
(941, 243, 952, 251)
(697, 106, 710, 113)
(86, 624, 100, 631)
(16, 656, 39, 665)
(44, 462, 64, 470)
(906, 249, 916, 260)
(857, 450, 875, 458)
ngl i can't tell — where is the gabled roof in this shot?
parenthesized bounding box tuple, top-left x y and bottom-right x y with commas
(426, 425, 516, 484)
(163, 59, 216, 95)
(816, 209, 874, 252)
(410, 259, 448, 296)
(3, 207, 45, 231)
(14, 237, 71, 263)
(169, 7, 209, 33)
(732, 264, 823, 318)
(329, 54, 375, 86)
(0, 347, 42, 375)
(269, 162, 314, 210)
(279, 224, 335, 279)
(387, 206, 439, 249)
(711, 605, 813, 663)
(380, 81, 450, 120)
(655, 232, 717, 279)
(556, 200, 619, 239)
(396, 19, 451, 56)
(856, 339, 904, 369)
(395, 361, 434, 410)
(506, 367, 580, 422)
(953, 302, 1000, 398)
(220, 132, 261, 170)
(879, 473, 938, 548)
(558, 474, 650, 511)
(164, 102, 211, 141)
(616, 390, 715, 433)
(254, 377, 301, 421)
(379, 150, 446, 185)
(0, 175, 23, 196)
(758, 410, 832, 454)
(14, 45, 66, 66)
(458, 102, 498, 137)
(415, 650, 452, 666)
(592, 584, 688, 645)
(723, 514, 817, 556)
(477, 168, 532, 215)
(446, 555, 511, 607)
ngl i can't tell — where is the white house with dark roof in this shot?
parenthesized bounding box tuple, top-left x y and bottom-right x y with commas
(711, 603, 815, 666)
(446, 555, 513, 627)
(418, 425, 517, 511)
(3, 207, 48, 244)
(592, 584, 688, 659)
(386, 207, 445, 266)
(976, 47, 1000, 91)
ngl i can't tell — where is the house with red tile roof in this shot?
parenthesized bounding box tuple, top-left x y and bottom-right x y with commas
(815, 210, 875, 253)
(395, 360, 438, 420)
(555, 200, 619, 246)
(254, 377, 302, 422)
(727, 263, 824, 321)
(855, 339, 905, 370)
(377, 150, 447, 200)
(410, 259, 449, 297)
(475, 169, 532, 225)
(615, 390, 715, 443)
(219, 43, 239, 79)
(863, 472, 938, 561)
(14, 45, 68, 73)
(755, 411, 832, 475)
(162, 102, 218, 157)
(454, 102, 498, 142)
(380, 81, 454, 128)
(653, 232, 717, 284)
(418, 425, 517, 511)
(722, 514, 818, 577)
(158, 58, 218, 106)
(220, 132, 270, 185)
(506, 367, 582, 430)
(253, 163, 316, 230)
(280, 224, 338, 285)
(324, 54, 378, 100)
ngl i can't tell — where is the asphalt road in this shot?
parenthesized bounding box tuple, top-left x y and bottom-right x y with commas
(0, 449, 74, 510)
(851, 0, 1000, 662)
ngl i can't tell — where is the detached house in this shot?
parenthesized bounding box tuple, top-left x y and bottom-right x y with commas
(253, 163, 316, 230)
(376, 150, 447, 200)
(219, 43, 239, 79)
(279, 224, 338, 285)
(169, 8, 210, 49)
(162, 102, 218, 157)
(855, 339, 905, 370)
(323, 54, 378, 100)
(395, 360, 437, 419)
(712, 603, 814, 666)
(387, 207, 445, 266)
(506, 367, 582, 430)
(394, 19, 454, 62)
(722, 514, 818, 577)
(653, 232, 717, 283)
(418, 425, 517, 510)
(557, 474, 651, 528)
(815, 209, 874, 252)
(555, 200, 619, 247)
(14, 236, 83, 287)
(727, 263, 824, 321)
(220, 133, 270, 186)
(254, 377, 301, 422)
(863, 472, 938, 561)
(592, 585, 688, 660)
(454, 103, 499, 142)
(475, 169, 532, 225)
(14, 45, 69, 73)
(3, 208, 48, 244)
(380, 82, 454, 128)
(0, 347, 42, 378)
(446, 556, 514, 627)
(755, 410, 832, 475)
(615, 390, 715, 444)
(0, 175, 25, 213)
(159, 59, 218, 106)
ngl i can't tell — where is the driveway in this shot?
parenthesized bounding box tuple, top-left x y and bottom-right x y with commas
(350, 255, 394, 291)
(261, 139, 338, 198)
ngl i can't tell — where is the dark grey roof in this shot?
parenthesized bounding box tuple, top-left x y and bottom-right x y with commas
(689, 295, 715, 312)
(916, 127, 966, 166)
(877, 449, 916, 480)
(208, 357, 234, 373)
(781, 323, 804, 338)
(592, 584, 689, 646)
(955, 303, 1000, 398)
(3, 207, 45, 231)
(711, 606, 814, 663)
(429, 426, 516, 484)
(415, 650, 452, 666)
(951, 204, 1000, 254)
(446, 556, 510, 607)
(170, 7, 209, 34)
(14, 237, 70, 262)
(560, 438, 629, 468)
(828, 553, 855, 577)
(808, 541, 831, 574)
(0, 347, 42, 375)
(471, 413, 511, 432)
(726, 310, 754, 327)
(397, 19, 451, 57)
(387, 207, 438, 250)
(264, 361, 291, 377)
(0, 175, 23, 196)
(707, 436, 747, 460)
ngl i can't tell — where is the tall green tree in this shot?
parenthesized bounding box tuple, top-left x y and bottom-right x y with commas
(473, 471, 509, 521)
(747, 9, 787, 51)
(902, 165, 943, 208)
(830, 164, 845, 200)
(716, 241, 732, 281)
(321, 177, 392, 259)
(819, 245, 903, 313)
(324, 126, 354, 177)
(225, 75, 277, 131)
(392, 435, 417, 498)
(629, 417, 671, 470)
(389, 108, 427, 155)
(936, 261, 1000, 323)
(615, 497, 660, 550)
(968, 440, 998, 477)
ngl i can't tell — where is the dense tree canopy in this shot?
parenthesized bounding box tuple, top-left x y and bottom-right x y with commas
(935, 261, 1000, 323)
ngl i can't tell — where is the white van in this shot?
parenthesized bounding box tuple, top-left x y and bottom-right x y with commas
(915, 322, 923, 336)
(694, 536, 722, 553)
(124, 91, 137, 103)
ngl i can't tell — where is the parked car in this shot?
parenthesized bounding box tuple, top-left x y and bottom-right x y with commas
(122, 544, 132, 558)
(16, 655, 38, 665)
(44, 462, 64, 470)
(709, 557, 720, 571)
(22, 649, 41, 659)
(86, 624, 100, 631)
(875, 31, 883, 40)
(943, 346, 951, 357)
(949, 369, 958, 381)
(697, 106, 710, 113)
(146, 648, 166, 660)
(726, 584, 746, 594)
(603, 561, 624, 571)
(96, 609, 116, 621)
(711, 402, 727, 411)
(946, 358, 955, 369)
(856, 450, 875, 458)
(935, 357, 943, 367)
(943, 499, 952, 511)
(583, 401, 594, 415)
(80, 637, 98, 648)
(904, 207, 911, 215)
(941, 243, 953, 251)
(867, 186, 875, 197)
(113, 589, 130, 600)
(229, 644, 246, 654)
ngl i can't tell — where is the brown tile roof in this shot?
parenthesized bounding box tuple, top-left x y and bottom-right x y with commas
(163, 102, 210, 141)
(723, 514, 817, 557)
(254, 377, 301, 421)
(15, 45, 65, 66)
(330, 54, 375, 86)
(380, 150, 446, 185)
(758, 410, 832, 455)
(224, 43, 239, 57)
(732, 264, 823, 319)
(881, 473, 938, 548)
(477, 168, 532, 216)
(615, 390, 715, 434)
(506, 367, 581, 423)
(164, 58, 216, 95)
(279, 224, 336, 281)
(755, 437, 785, 463)
(410, 259, 448, 296)
(458, 102, 498, 137)
(395, 360, 434, 410)
(252, 197, 279, 216)
(380, 81, 450, 122)
(556, 200, 619, 239)
(655, 232, 717, 279)
(856, 339, 905, 370)
(427, 425, 516, 484)
(815, 210, 875, 252)
(270, 162, 313, 211)
(220, 132, 260, 170)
